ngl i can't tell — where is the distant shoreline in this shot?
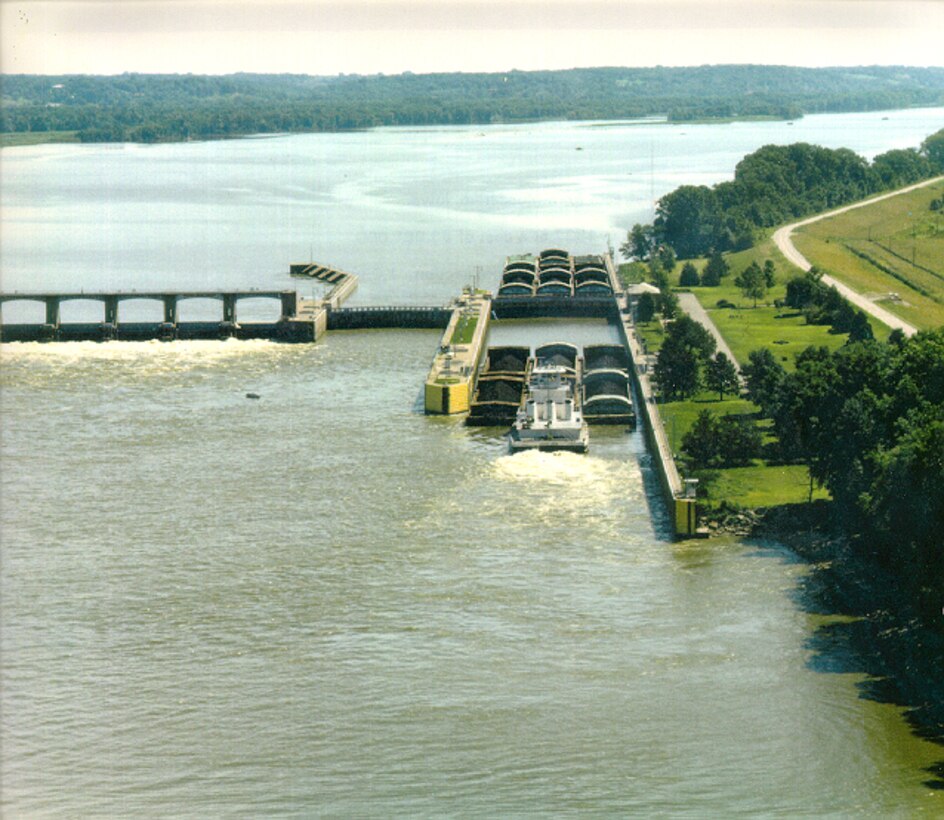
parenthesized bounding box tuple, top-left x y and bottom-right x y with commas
(4, 104, 943, 150)
(3, 65, 942, 147)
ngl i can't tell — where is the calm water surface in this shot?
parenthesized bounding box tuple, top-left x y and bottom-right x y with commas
(2, 109, 944, 815)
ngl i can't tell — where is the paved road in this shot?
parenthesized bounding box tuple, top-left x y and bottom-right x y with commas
(771, 175, 944, 338)
(677, 292, 745, 383)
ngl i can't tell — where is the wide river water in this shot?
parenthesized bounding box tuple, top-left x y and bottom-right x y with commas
(2, 108, 944, 815)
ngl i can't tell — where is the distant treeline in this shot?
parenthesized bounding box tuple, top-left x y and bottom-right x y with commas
(2, 65, 944, 143)
(625, 128, 944, 258)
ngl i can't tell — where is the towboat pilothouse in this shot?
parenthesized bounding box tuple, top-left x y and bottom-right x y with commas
(508, 364, 590, 453)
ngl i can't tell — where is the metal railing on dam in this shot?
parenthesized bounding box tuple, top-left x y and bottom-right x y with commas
(327, 306, 453, 330)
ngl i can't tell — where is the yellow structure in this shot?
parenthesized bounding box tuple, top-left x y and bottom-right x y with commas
(424, 290, 490, 415)
(674, 498, 698, 537)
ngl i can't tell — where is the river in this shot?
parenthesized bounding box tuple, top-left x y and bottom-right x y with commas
(2, 108, 943, 815)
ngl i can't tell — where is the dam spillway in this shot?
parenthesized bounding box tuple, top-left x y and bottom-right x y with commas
(0, 289, 325, 343)
(0, 261, 362, 343)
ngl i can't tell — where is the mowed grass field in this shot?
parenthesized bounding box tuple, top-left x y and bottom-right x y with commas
(792, 180, 944, 329)
(673, 237, 884, 369)
(657, 238, 861, 511)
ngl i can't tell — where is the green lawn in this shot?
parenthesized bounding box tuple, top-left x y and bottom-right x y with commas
(675, 235, 891, 368)
(449, 314, 478, 345)
(648, 188, 944, 515)
(634, 320, 666, 355)
(696, 464, 829, 508)
(658, 392, 830, 510)
(699, 303, 859, 369)
(658, 393, 758, 454)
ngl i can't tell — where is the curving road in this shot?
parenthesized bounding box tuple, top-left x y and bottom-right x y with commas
(772, 175, 944, 338)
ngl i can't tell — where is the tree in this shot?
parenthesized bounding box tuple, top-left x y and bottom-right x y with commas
(705, 352, 740, 399)
(920, 127, 944, 172)
(668, 314, 716, 361)
(717, 415, 763, 466)
(621, 223, 655, 261)
(678, 261, 700, 287)
(656, 245, 677, 272)
(636, 292, 657, 323)
(763, 259, 776, 288)
(682, 410, 722, 467)
(734, 261, 766, 306)
(741, 348, 786, 414)
(848, 310, 874, 342)
(648, 258, 670, 291)
(785, 269, 826, 310)
(654, 185, 723, 258)
(660, 289, 680, 320)
(700, 251, 729, 286)
(654, 339, 702, 400)
(682, 410, 761, 468)
(871, 148, 933, 188)
(653, 314, 716, 400)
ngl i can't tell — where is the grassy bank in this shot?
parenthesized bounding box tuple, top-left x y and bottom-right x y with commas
(682, 237, 888, 366)
(653, 235, 890, 513)
(656, 388, 830, 510)
(0, 131, 79, 148)
(792, 180, 944, 330)
(653, 189, 944, 511)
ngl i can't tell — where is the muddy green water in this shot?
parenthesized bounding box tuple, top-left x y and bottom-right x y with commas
(2, 109, 944, 814)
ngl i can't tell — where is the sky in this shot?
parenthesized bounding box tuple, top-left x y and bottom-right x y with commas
(2, 0, 943, 76)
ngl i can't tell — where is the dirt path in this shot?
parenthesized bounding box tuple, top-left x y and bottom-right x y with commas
(771, 175, 944, 338)
(676, 292, 744, 383)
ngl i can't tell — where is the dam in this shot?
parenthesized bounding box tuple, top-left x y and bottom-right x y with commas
(0, 261, 360, 343)
(0, 246, 699, 537)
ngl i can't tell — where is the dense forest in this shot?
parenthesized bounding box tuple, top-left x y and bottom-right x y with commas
(2, 65, 944, 143)
(624, 128, 944, 258)
(742, 329, 944, 624)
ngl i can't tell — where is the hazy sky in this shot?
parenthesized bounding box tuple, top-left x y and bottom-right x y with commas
(2, 0, 943, 76)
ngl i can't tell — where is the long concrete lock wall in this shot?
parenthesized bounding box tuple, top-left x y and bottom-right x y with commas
(616, 295, 698, 539)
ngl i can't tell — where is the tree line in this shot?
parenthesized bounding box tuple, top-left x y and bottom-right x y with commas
(3, 65, 944, 142)
(624, 129, 944, 259)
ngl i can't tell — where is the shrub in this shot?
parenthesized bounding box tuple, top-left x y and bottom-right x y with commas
(679, 261, 700, 287)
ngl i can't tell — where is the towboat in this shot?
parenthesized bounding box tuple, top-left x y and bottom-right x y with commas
(508, 364, 589, 453)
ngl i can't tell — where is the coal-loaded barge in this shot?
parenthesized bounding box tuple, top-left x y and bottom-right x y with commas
(466, 342, 635, 432)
